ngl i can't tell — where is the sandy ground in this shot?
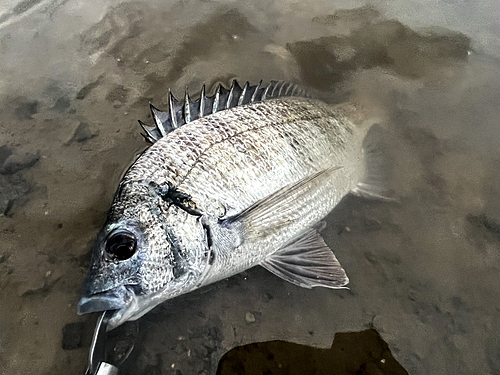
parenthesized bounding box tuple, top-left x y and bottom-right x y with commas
(1, 1, 500, 374)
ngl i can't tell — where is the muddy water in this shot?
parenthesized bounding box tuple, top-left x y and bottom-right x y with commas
(1, 1, 500, 375)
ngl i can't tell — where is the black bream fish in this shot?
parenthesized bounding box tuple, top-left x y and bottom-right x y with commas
(78, 80, 383, 330)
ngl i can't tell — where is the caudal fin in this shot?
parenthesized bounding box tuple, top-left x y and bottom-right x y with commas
(352, 124, 397, 201)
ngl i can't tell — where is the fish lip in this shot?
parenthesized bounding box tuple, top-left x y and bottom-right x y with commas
(77, 294, 126, 315)
(77, 285, 137, 329)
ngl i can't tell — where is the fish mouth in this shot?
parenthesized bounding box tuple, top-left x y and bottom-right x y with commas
(77, 285, 140, 330)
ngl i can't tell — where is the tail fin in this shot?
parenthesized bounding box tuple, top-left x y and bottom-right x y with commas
(352, 124, 397, 201)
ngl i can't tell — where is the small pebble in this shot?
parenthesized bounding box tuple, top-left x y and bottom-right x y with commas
(245, 312, 255, 323)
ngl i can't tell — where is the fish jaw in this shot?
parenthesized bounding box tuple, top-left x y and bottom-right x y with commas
(77, 285, 132, 314)
(77, 273, 200, 330)
(77, 285, 140, 329)
(77, 285, 156, 330)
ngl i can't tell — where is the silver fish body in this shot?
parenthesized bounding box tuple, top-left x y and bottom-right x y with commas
(78, 81, 373, 329)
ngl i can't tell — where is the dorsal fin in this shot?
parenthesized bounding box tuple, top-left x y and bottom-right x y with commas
(139, 80, 309, 144)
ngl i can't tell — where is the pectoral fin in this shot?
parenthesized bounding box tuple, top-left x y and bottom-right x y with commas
(260, 227, 349, 289)
(223, 166, 342, 238)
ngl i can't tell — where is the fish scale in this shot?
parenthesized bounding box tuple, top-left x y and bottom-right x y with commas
(127, 98, 358, 214)
(180, 100, 358, 216)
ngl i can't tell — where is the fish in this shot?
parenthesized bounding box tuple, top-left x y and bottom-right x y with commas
(77, 80, 384, 330)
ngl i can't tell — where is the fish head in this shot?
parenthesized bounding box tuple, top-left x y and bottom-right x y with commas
(77, 181, 210, 329)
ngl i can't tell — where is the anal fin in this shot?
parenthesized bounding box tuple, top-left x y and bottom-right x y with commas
(260, 227, 349, 289)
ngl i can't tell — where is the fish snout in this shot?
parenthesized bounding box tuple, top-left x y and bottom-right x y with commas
(77, 285, 132, 315)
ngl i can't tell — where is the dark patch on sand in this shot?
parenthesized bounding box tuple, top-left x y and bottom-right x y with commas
(0, 146, 38, 216)
(14, 99, 39, 120)
(0, 151, 39, 175)
(0, 252, 11, 264)
(467, 213, 500, 240)
(0, 145, 13, 166)
(52, 96, 71, 112)
(164, 9, 257, 84)
(217, 329, 408, 375)
(66, 122, 99, 144)
(76, 75, 104, 100)
(106, 84, 129, 104)
(12, 0, 42, 15)
(62, 322, 85, 350)
(140, 9, 257, 105)
(80, 3, 144, 56)
(287, 8, 470, 92)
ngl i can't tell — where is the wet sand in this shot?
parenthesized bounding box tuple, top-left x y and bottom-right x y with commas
(1, 1, 500, 374)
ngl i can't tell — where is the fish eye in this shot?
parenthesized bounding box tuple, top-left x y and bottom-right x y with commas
(105, 230, 137, 261)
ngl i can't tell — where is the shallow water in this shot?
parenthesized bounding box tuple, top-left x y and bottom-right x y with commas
(217, 329, 408, 374)
(1, 1, 500, 374)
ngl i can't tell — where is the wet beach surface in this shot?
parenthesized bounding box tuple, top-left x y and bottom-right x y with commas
(1, 1, 500, 374)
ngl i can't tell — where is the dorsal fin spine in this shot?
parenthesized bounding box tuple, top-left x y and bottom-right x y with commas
(261, 83, 271, 101)
(139, 120, 159, 143)
(140, 80, 309, 144)
(251, 80, 262, 103)
(150, 104, 168, 137)
(199, 84, 206, 118)
(213, 84, 221, 113)
(239, 81, 249, 106)
(168, 90, 178, 129)
(184, 88, 191, 123)
(227, 80, 235, 110)
(277, 82, 286, 96)
(270, 81, 280, 97)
